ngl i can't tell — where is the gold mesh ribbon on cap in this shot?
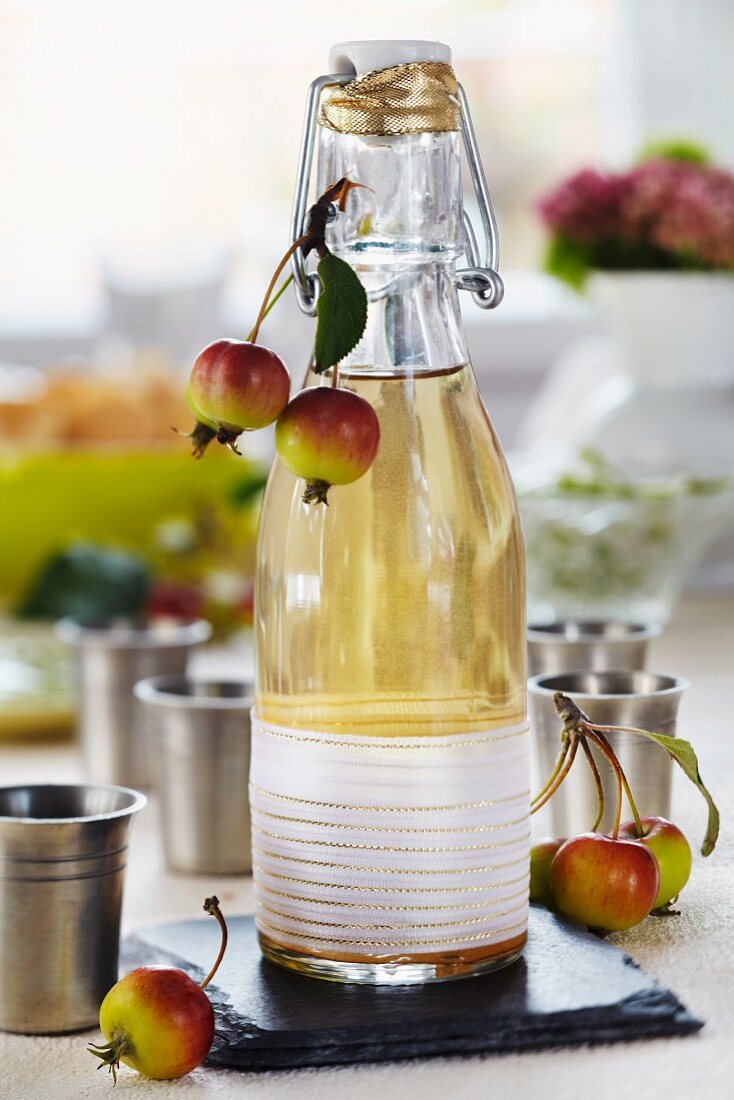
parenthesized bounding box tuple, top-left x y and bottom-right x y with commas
(319, 61, 460, 136)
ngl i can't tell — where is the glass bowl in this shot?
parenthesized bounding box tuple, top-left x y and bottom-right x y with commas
(513, 451, 734, 624)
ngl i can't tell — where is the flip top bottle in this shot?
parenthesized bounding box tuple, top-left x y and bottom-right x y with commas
(252, 39, 529, 984)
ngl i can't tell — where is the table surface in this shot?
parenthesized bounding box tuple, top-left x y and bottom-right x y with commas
(1, 594, 732, 1100)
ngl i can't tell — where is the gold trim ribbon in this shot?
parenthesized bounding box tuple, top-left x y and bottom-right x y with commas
(319, 61, 460, 136)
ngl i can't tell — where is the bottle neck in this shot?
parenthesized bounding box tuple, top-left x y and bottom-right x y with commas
(316, 127, 468, 374)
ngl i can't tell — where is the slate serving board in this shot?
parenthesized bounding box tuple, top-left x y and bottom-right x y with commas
(121, 906, 702, 1071)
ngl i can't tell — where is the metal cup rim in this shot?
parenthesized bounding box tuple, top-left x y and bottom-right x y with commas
(134, 674, 253, 710)
(55, 617, 212, 650)
(527, 620, 662, 644)
(0, 783, 147, 826)
(528, 669, 689, 700)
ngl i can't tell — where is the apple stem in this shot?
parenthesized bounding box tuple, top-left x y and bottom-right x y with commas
(582, 722, 646, 837)
(531, 731, 572, 808)
(531, 733, 579, 814)
(250, 239, 308, 344)
(585, 719, 656, 738)
(88, 1031, 129, 1085)
(550, 694, 648, 838)
(200, 896, 228, 991)
(578, 735, 605, 832)
(246, 272, 295, 344)
(331, 361, 340, 389)
(585, 729, 624, 838)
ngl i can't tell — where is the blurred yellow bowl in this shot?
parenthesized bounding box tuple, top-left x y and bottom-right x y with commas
(0, 445, 259, 598)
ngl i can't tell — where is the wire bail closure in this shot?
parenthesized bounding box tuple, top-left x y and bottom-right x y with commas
(289, 74, 505, 316)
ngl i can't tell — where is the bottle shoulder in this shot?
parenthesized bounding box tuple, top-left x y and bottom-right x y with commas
(259, 364, 522, 545)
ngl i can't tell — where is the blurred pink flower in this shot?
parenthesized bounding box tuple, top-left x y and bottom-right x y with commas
(538, 169, 627, 242)
(539, 156, 734, 271)
(652, 164, 734, 267)
(621, 158, 688, 235)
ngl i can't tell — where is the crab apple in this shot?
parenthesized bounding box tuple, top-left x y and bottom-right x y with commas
(146, 579, 204, 622)
(550, 832, 660, 932)
(188, 339, 290, 439)
(89, 896, 226, 1084)
(618, 817, 692, 908)
(274, 386, 380, 505)
(92, 965, 214, 1081)
(530, 837, 566, 907)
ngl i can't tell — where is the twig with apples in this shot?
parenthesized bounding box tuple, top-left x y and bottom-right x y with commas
(181, 179, 379, 506)
(530, 693, 719, 933)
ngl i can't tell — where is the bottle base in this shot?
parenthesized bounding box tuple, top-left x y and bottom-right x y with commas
(258, 931, 526, 985)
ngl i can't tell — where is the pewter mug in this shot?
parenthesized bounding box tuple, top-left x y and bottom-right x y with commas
(134, 677, 252, 874)
(529, 671, 688, 836)
(527, 621, 660, 677)
(57, 618, 211, 788)
(0, 783, 145, 1033)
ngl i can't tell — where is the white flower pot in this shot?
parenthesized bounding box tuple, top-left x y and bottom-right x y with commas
(576, 272, 734, 476)
(589, 272, 734, 389)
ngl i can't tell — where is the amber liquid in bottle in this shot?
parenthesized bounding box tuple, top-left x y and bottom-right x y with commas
(254, 364, 528, 981)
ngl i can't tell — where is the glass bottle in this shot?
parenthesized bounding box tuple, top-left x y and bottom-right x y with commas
(252, 40, 529, 984)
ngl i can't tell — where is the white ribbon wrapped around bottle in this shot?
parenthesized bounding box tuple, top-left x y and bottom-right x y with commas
(250, 715, 530, 957)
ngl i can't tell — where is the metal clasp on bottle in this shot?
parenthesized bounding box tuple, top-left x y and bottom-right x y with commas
(289, 74, 505, 316)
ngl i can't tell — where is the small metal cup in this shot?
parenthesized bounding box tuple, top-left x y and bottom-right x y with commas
(57, 618, 212, 788)
(134, 676, 252, 874)
(529, 671, 688, 837)
(527, 620, 661, 677)
(0, 783, 146, 1033)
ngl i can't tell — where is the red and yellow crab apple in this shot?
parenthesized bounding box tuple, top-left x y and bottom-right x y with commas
(550, 832, 660, 932)
(88, 897, 226, 1084)
(93, 965, 214, 1081)
(188, 339, 290, 438)
(275, 386, 380, 504)
(618, 816, 692, 908)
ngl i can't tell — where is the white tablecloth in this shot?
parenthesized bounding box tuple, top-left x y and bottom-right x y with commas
(1, 595, 732, 1100)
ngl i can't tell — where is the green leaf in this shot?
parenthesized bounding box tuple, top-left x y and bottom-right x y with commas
(16, 544, 151, 625)
(639, 138, 711, 166)
(314, 253, 368, 373)
(227, 470, 269, 509)
(543, 234, 591, 291)
(591, 723, 720, 857)
(639, 732, 719, 856)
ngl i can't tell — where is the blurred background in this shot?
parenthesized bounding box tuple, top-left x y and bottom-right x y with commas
(1, 0, 732, 734)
